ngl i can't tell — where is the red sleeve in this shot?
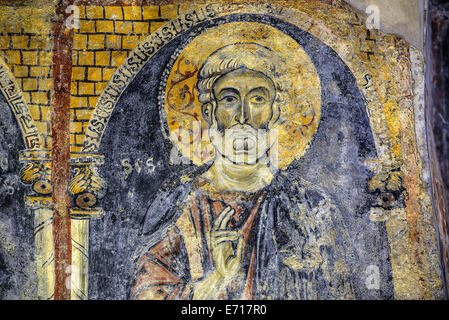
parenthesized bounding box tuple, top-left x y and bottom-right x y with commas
(131, 227, 192, 300)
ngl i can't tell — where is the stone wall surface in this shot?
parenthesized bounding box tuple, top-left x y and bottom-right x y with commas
(344, 0, 424, 50)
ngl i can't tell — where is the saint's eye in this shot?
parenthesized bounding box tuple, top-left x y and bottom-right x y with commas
(221, 96, 237, 103)
(250, 95, 266, 104)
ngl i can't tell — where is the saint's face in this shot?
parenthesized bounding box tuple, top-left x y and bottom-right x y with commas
(212, 67, 276, 131)
(209, 67, 277, 164)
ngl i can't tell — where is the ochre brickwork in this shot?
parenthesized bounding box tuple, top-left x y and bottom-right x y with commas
(0, 6, 54, 149)
(0, 3, 193, 152)
(70, 4, 190, 152)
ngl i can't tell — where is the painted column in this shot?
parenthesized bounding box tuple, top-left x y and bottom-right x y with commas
(19, 150, 55, 300)
(68, 153, 105, 299)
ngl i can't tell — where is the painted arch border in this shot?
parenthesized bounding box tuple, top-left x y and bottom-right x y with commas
(0, 57, 43, 151)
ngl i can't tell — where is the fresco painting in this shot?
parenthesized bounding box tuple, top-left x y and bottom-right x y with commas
(0, 0, 447, 300)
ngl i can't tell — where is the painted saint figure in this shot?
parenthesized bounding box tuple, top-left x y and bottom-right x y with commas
(131, 43, 355, 300)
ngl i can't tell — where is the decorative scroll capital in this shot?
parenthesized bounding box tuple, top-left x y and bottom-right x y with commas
(19, 149, 53, 208)
(366, 159, 406, 222)
(68, 153, 106, 219)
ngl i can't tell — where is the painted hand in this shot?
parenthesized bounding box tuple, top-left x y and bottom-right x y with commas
(191, 206, 244, 299)
(211, 206, 244, 279)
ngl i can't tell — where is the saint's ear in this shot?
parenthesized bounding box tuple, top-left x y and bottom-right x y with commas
(201, 102, 214, 125)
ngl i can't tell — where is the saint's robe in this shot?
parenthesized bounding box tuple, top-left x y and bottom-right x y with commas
(131, 171, 355, 300)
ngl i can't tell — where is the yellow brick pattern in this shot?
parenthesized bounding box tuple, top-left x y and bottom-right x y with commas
(0, 6, 53, 149)
(70, 5, 178, 152)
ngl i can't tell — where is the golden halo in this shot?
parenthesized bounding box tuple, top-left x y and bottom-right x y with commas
(164, 21, 321, 168)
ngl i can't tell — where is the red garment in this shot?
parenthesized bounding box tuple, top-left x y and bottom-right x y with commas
(131, 177, 264, 300)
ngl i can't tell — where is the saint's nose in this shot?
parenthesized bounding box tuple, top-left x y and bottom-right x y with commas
(235, 100, 248, 124)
